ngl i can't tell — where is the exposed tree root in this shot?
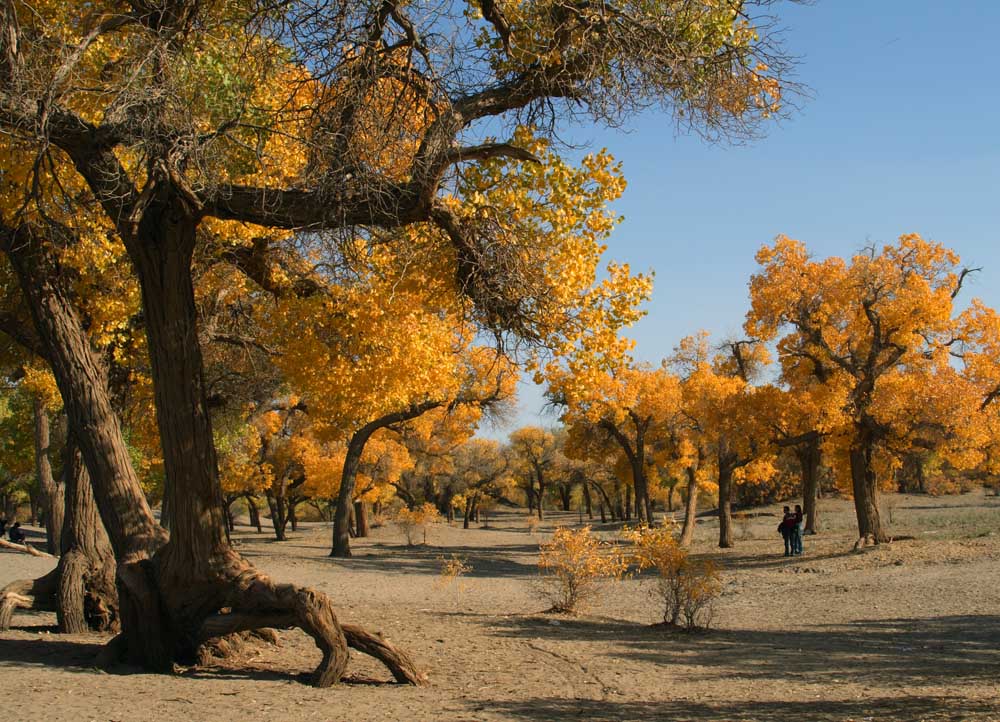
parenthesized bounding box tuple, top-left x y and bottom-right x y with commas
(341, 624, 428, 685)
(0, 570, 58, 630)
(0, 558, 118, 634)
(196, 628, 280, 666)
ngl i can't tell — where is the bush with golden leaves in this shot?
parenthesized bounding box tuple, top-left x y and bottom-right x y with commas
(624, 526, 722, 630)
(536, 526, 626, 614)
(395, 503, 441, 546)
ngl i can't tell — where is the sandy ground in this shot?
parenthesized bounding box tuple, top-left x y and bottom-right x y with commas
(1, 491, 999, 721)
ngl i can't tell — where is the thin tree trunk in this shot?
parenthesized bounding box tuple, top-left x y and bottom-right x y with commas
(463, 497, 472, 529)
(267, 490, 288, 541)
(559, 484, 571, 512)
(354, 501, 369, 537)
(624, 486, 632, 521)
(582, 482, 593, 520)
(798, 436, 821, 534)
(717, 463, 734, 549)
(679, 466, 700, 548)
(33, 396, 63, 555)
(246, 495, 262, 533)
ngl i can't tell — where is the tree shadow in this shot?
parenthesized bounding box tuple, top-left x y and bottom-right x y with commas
(0, 636, 108, 675)
(322, 543, 541, 579)
(484, 614, 1000, 688)
(482, 695, 997, 721)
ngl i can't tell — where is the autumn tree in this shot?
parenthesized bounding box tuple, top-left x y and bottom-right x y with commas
(747, 235, 978, 545)
(0, 0, 796, 683)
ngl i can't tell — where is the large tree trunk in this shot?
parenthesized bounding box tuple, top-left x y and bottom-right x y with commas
(55, 433, 118, 632)
(717, 462, 734, 549)
(679, 466, 700, 548)
(849, 426, 887, 544)
(1, 428, 118, 633)
(797, 435, 821, 534)
(53, 202, 420, 686)
(33, 396, 63, 555)
(5, 231, 165, 566)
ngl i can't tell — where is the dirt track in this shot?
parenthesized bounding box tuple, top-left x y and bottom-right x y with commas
(1, 491, 999, 721)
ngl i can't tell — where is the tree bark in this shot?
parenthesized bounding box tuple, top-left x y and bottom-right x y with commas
(797, 436, 821, 534)
(354, 501, 369, 537)
(266, 488, 288, 541)
(33, 395, 63, 555)
(1, 429, 118, 633)
(849, 426, 887, 544)
(4, 230, 165, 566)
(558, 484, 571, 512)
(679, 466, 700, 548)
(56, 433, 118, 633)
(717, 462, 734, 549)
(246, 495, 263, 533)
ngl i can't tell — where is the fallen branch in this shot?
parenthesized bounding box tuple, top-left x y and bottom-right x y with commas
(0, 538, 54, 558)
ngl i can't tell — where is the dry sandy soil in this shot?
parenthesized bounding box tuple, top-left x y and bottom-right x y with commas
(2, 491, 999, 721)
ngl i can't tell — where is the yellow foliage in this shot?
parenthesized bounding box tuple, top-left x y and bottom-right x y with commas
(623, 525, 722, 628)
(536, 526, 626, 613)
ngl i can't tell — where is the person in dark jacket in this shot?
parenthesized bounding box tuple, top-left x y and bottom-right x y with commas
(778, 506, 796, 556)
(8, 521, 25, 543)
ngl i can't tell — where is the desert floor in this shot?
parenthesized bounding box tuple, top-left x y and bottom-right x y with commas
(2, 491, 999, 721)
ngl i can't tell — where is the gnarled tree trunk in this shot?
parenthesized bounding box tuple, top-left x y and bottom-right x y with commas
(1, 428, 118, 633)
(118, 207, 422, 684)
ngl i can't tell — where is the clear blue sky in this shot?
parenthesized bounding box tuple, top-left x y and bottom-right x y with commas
(484, 0, 1000, 437)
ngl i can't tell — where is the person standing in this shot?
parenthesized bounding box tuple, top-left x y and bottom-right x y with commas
(778, 506, 796, 556)
(791, 504, 804, 555)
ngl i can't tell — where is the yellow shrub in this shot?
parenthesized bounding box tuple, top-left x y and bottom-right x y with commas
(624, 525, 722, 629)
(536, 526, 626, 614)
(436, 554, 472, 591)
(395, 503, 441, 546)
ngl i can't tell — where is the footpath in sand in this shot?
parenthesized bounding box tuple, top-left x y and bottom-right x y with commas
(1, 492, 999, 721)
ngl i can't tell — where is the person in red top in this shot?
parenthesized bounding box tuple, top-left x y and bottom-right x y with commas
(778, 506, 796, 556)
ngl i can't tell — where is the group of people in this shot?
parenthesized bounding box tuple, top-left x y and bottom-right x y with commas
(778, 504, 804, 556)
(0, 517, 26, 544)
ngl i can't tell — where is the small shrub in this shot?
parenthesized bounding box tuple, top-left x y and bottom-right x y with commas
(436, 554, 472, 590)
(624, 525, 722, 630)
(536, 526, 626, 614)
(734, 512, 753, 540)
(395, 503, 441, 546)
(525, 515, 540, 535)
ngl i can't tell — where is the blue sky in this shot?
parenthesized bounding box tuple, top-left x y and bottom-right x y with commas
(483, 0, 1000, 437)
